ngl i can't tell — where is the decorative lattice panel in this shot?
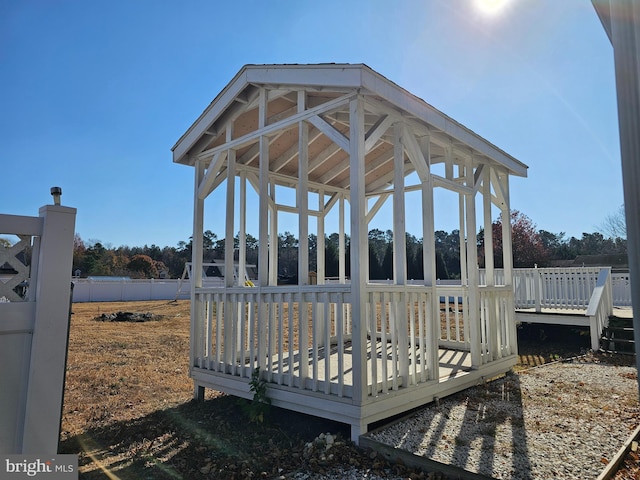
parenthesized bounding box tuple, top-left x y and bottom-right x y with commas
(0, 235, 32, 302)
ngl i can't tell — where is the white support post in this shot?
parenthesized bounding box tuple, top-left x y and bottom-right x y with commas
(257, 88, 270, 373)
(393, 123, 409, 384)
(339, 195, 346, 283)
(482, 167, 495, 287)
(191, 160, 206, 399)
(458, 166, 468, 286)
(499, 172, 517, 354)
(393, 123, 407, 285)
(592, 0, 640, 390)
(298, 118, 309, 286)
(317, 189, 325, 285)
(22, 204, 76, 454)
(269, 182, 278, 286)
(349, 96, 368, 405)
(500, 173, 513, 286)
(239, 171, 247, 285)
(466, 160, 481, 368)
(224, 126, 236, 368)
(419, 133, 439, 381)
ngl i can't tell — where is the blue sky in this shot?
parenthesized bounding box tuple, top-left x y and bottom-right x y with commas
(0, 0, 621, 248)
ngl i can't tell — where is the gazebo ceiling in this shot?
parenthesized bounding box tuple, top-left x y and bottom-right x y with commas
(173, 64, 527, 193)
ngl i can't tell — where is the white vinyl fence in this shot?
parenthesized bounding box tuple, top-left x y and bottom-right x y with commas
(71, 270, 633, 307)
(0, 204, 76, 454)
(72, 278, 192, 302)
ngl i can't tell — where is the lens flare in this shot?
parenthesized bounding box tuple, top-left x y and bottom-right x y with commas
(475, 0, 509, 15)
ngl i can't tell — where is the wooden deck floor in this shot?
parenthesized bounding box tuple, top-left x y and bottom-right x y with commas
(259, 341, 472, 395)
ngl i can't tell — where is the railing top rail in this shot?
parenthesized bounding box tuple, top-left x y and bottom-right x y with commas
(196, 284, 352, 295)
(0, 213, 43, 236)
(586, 268, 613, 317)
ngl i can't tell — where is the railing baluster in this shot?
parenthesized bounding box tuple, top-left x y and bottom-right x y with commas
(323, 291, 330, 394)
(337, 292, 345, 397)
(278, 293, 284, 385)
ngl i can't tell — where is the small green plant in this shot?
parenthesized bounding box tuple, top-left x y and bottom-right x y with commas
(242, 367, 271, 424)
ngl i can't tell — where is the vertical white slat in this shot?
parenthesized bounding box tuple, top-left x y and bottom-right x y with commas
(239, 293, 247, 377)
(337, 293, 345, 397)
(258, 293, 267, 372)
(367, 293, 377, 396)
(248, 294, 255, 373)
(202, 294, 209, 370)
(268, 295, 276, 382)
(408, 291, 417, 386)
(287, 292, 295, 387)
(323, 291, 331, 394)
(390, 292, 399, 391)
(216, 296, 223, 371)
(444, 295, 451, 342)
(380, 291, 388, 394)
(454, 295, 461, 343)
(230, 293, 238, 376)
(276, 293, 284, 384)
(348, 95, 368, 404)
(418, 293, 426, 383)
(299, 292, 309, 387)
(311, 293, 319, 392)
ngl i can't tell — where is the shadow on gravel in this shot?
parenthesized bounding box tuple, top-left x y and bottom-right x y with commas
(59, 395, 350, 480)
(366, 371, 533, 480)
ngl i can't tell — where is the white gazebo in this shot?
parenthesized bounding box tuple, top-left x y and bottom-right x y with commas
(172, 64, 528, 442)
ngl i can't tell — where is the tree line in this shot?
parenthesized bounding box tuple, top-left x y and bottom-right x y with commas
(71, 210, 627, 281)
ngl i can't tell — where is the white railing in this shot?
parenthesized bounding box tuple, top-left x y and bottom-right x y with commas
(193, 284, 353, 397)
(612, 272, 632, 306)
(192, 280, 519, 403)
(478, 286, 517, 364)
(586, 268, 614, 350)
(365, 285, 437, 396)
(506, 267, 604, 311)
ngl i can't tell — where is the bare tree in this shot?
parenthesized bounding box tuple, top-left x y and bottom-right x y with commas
(598, 204, 627, 239)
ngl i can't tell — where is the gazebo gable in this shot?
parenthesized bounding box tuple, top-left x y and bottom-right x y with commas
(172, 64, 527, 202)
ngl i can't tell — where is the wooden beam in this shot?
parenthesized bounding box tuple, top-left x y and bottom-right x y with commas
(365, 114, 394, 153)
(197, 150, 228, 200)
(308, 115, 350, 152)
(197, 93, 355, 162)
(365, 193, 391, 225)
(402, 123, 430, 183)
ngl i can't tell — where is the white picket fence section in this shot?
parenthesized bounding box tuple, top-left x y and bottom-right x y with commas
(0, 204, 76, 454)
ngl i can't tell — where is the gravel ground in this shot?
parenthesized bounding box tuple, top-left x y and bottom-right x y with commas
(366, 357, 639, 480)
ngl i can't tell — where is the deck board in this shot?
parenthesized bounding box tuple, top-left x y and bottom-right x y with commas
(255, 341, 472, 391)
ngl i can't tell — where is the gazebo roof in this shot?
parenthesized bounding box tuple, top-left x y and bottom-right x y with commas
(173, 64, 527, 192)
